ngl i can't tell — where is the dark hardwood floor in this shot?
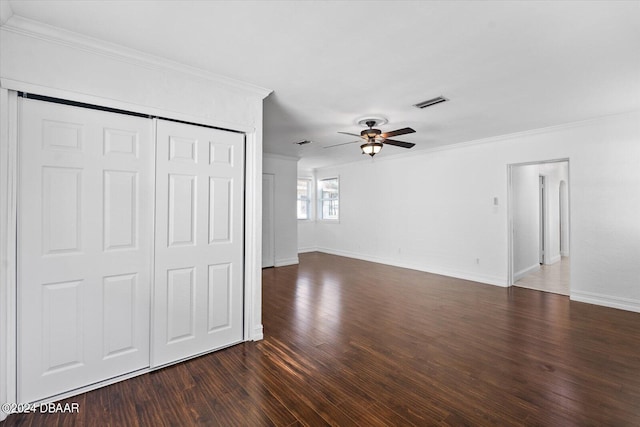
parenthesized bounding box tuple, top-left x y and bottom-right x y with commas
(6, 252, 640, 426)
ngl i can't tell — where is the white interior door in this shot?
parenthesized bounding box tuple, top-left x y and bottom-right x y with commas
(153, 119, 244, 367)
(262, 173, 275, 268)
(18, 98, 153, 402)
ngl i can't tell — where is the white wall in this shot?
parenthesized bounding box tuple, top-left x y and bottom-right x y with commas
(298, 220, 317, 253)
(512, 161, 569, 280)
(263, 154, 299, 266)
(0, 15, 270, 417)
(512, 164, 541, 278)
(313, 111, 640, 312)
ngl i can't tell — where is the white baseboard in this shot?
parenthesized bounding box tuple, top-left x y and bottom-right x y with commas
(571, 290, 640, 313)
(252, 325, 264, 341)
(297, 246, 317, 254)
(560, 251, 570, 257)
(298, 249, 639, 314)
(274, 257, 299, 267)
(545, 254, 562, 265)
(514, 263, 540, 281)
(316, 247, 507, 287)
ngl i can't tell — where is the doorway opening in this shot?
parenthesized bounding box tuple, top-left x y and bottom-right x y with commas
(508, 159, 570, 295)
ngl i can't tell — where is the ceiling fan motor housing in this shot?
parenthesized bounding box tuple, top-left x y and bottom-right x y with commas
(361, 128, 381, 139)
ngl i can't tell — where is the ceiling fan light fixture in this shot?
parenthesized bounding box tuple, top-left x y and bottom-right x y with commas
(361, 141, 383, 157)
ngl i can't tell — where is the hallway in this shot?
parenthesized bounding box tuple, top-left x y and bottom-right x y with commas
(515, 257, 570, 296)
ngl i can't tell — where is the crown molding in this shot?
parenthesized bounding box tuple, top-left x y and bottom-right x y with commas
(0, 14, 272, 100)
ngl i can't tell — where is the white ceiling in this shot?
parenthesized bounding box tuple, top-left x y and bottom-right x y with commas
(5, 0, 640, 170)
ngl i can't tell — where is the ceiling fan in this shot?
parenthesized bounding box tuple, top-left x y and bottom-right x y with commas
(325, 118, 416, 157)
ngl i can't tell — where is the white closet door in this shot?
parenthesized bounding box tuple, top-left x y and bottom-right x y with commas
(18, 99, 153, 402)
(153, 120, 244, 367)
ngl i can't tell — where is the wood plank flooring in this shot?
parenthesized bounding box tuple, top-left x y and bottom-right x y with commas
(6, 252, 640, 426)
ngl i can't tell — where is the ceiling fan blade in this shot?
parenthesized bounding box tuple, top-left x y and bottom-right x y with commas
(324, 140, 360, 149)
(383, 139, 415, 149)
(338, 131, 364, 138)
(381, 127, 415, 138)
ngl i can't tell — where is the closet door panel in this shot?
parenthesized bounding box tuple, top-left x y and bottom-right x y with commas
(18, 99, 153, 403)
(153, 120, 244, 367)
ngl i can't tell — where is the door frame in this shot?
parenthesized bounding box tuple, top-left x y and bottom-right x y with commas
(539, 174, 546, 264)
(0, 88, 18, 420)
(507, 158, 571, 287)
(0, 86, 264, 411)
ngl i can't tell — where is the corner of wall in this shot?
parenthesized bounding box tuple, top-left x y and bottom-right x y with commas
(545, 254, 561, 265)
(514, 264, 540, 281)
(297, 247, 318, 254)
(275, 257, 299, 267)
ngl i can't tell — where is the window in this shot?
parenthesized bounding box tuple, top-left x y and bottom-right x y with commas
(297, 178, 312, 220)
(319, 177, 339, 220)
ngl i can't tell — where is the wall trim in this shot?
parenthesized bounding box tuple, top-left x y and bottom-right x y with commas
(316, 247, 507, 287)
(244, 129, 264, 342)
(545, 254, 562, 265)
(275, 257, 299, 267)
(571, 291, 640, 313)
(298, 246, 318, 254)
(253, 325, 264, 341)
(514, 263, 540, 282)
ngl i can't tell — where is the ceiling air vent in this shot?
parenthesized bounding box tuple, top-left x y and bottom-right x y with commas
(414, 96, 448, 109)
